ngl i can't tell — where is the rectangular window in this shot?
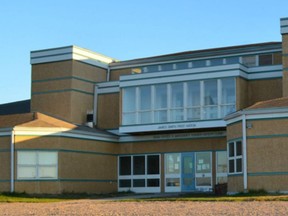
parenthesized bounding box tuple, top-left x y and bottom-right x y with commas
(259, 54, 273, 66)
(210, 58, 224, 66)
(146, 65, 159, 73)
(118, 155, 160, 192)
(154, 84, 168, 123)
(122, 87, 137, 125)
(119, 156, 131, 176)
(170, 83, 184, 121)
(203, 80, 218, 119)
(216, 151, 228, 184)
(133, 156, 145, 175)
(147, 155, 160, 175)
(122, 78, 236, 125)
(242, 55, 257, 67)
(221, 78, 236, 117)
(161, 63, 174, 71)
(187, 81, 201, 120)
(139, 86, 152, 124)
(176, 62, 189, 70)
(228, 141, 243, 174)
(193, 60, 206, 68)
(226, 57, 239, 64)
(17, 151, 57, 179)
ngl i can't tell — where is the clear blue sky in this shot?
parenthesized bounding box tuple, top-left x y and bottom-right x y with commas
(1, 0, 288, 104)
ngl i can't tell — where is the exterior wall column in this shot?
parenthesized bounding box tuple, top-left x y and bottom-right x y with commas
(281, 18, 288, 96)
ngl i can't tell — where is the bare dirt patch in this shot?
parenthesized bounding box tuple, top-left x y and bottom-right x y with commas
(0, 200, 287, 215)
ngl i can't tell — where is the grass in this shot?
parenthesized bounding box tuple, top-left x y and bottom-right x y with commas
(0, 191, 287, 203)
(117, 190, 288, 202)
(0, 191, 134, 203)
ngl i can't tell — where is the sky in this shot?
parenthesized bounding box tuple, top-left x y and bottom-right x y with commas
(1, 0, 288, 104)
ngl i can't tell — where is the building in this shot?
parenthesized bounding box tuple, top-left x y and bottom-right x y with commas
(0, 17, 288, 194)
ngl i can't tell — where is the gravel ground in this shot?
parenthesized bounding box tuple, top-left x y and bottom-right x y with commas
(0, 200, 288, 216)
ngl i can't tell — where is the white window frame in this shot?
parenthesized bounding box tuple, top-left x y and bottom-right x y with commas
(228, 140, 243, 175)
(17, 151, 58, 180)
(122, 78, 236, 125)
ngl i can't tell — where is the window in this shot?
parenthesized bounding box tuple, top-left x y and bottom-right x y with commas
(122, 78, 236, 125)
(216, 151, 228, 184)
(176, 62, 189, 70)
(122, 87, 136, 125)
(17, 151, 57, 179)
(161, 63, 174, 71)
(225, 57, 239, 64)
(187, 81, 201, 120)
(154, 84, 168, 123)
(221, 78, 236, 117)
(228, 141, 242, 174)
(210, 58, 224, 66)
(193, 60, 206, 68)
(139, 86, 152, 124)
(119, 156, 131, 175)
(203, 80, 218, 119)
(259, 54, 273, 66)
(146, 65, 159, 73)
(170, 83, 184, 121)
(118, 155, 160, 192)
(242, 55, 257, 67)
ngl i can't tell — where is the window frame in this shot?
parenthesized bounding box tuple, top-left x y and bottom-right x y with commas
(118, 154, 161, 193)
(228, 141, 243, 175)
(122, 78, 236, 126)
(17, 151, 58, 180)
(216, 151, 228, 184)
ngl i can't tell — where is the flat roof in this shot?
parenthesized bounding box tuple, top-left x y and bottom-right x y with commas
(110, 42, 281, 68)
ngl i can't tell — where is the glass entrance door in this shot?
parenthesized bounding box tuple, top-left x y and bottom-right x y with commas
(181, 152, 195, 191)
(195, 152, 212, 191)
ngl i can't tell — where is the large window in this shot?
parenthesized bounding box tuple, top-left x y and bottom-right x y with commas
(17, 151, 58, 179)
(187, 81, 201, 120)
(228, 141, 242, 174)
(122, 78, 236, 125)
(216, 151, 228, 184)
(118, 154, 160, 192)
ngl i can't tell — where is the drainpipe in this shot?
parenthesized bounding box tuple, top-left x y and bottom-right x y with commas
(10, 128, 15, 193)
(242, 114, 248, 192)
(106, 66, 110, 82)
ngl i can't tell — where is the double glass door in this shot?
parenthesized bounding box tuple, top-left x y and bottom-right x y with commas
(165, 152, 212, 192)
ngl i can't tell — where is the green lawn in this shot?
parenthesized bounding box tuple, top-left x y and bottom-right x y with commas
(0, 192, 287, 203)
